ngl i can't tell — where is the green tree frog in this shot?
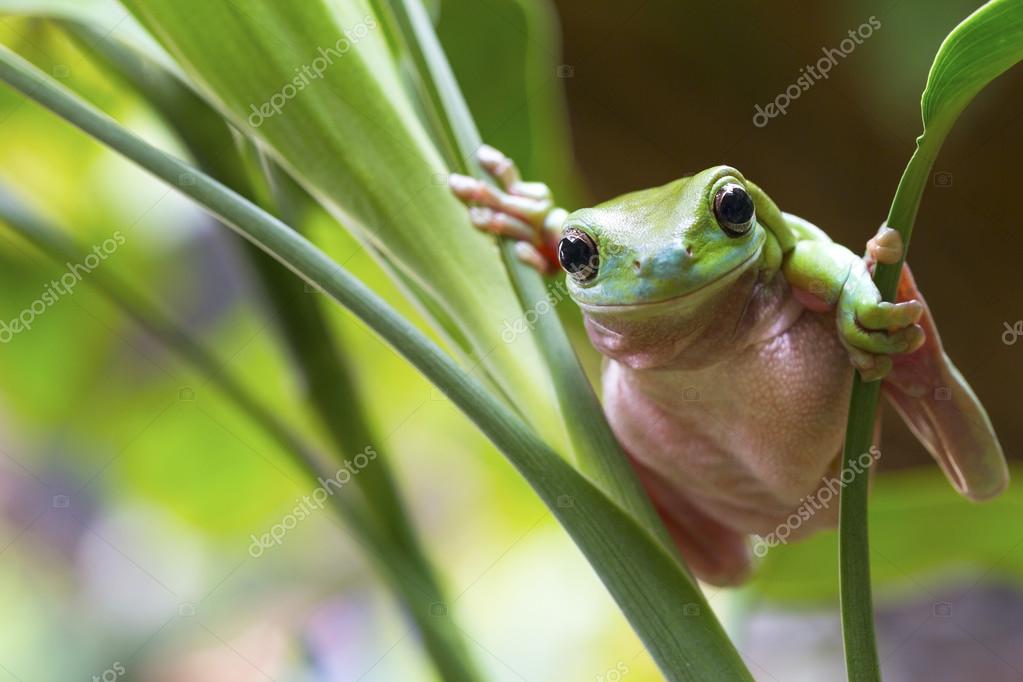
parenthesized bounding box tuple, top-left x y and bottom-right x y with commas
(450, 147, 1008, 586)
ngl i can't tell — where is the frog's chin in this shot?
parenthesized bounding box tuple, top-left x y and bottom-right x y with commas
(574, 249, 764, 370)
(573, 248, 761, 318)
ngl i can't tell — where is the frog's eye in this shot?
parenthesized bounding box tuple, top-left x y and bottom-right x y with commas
(558, 228, 599, 283)
(713, 183, 755, 236)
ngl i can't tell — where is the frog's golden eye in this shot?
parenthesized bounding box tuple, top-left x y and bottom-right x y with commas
(713, 183, 755, 236)
(558, 228, 599, 283)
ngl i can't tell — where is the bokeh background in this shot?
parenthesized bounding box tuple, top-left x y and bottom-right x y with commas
(0, 0, 1021, 680)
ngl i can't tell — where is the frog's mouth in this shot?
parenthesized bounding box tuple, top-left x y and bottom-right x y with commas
(573, 246, 762, 318)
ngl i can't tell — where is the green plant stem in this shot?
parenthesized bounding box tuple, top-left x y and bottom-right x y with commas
(840, 2, 1023, 673)
(0, 45, 751, 680)
(838, 377, 882, 681)
(838, 102, 949, 682)
(239, 151, 483, 682)
(376, 0, 678, 559)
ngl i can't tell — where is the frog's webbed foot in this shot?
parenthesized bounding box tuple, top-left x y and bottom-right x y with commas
(449, 145, 566, 275)
(837, 224, 925, 381)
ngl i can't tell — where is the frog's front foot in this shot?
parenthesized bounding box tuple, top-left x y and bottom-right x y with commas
(866, 224, 903, 267)
(449, 145, 567, 275)
(838, 225, 925, 382)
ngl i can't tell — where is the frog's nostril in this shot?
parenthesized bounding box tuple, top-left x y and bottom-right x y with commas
(685, 244, 694, 257)
(632, 259, 642, 273)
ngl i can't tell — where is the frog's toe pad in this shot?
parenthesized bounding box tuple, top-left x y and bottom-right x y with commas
(841, 314, 926, 357)
(867, 225, 904, 265)
(856, 299, 924, 330)
(846, 345, 893, 382)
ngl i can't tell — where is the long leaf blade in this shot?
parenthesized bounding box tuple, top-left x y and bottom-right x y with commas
(114, 0, 565, 444)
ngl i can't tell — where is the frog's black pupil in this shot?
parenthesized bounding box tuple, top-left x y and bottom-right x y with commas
(558, 230, 598, 281)
(715, 184, 754, 232)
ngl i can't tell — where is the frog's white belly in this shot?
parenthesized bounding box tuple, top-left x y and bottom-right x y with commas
(602, 308, 853, 538)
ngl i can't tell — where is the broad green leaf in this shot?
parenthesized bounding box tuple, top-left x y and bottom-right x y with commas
(0, 0, 176, 72)
(840, 2, 1023, 680)
(922, 0, 1023, 131)
(0, 48, 753, 680)
(878, 0, 1023, 295)
(115, 0, 563, 443)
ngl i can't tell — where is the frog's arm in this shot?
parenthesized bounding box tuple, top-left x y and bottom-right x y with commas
(752, 181, 1007, 500)
(749, 180, 924, 382)
(449, 146, 566, 275)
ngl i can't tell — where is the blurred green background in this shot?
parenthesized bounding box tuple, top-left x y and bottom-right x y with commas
(0, 0, 1021, 680)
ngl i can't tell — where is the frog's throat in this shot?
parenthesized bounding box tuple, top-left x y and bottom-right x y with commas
(573, 246, 762, 319)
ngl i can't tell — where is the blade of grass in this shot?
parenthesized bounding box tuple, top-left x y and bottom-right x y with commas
(0, 182, 446, 612)
(375, 0, 678, 558)
(238, 149, 484, 682)
(839, 2, 1023, 679)
(0, 46, 752, 680)
(60, 25, 482, 679)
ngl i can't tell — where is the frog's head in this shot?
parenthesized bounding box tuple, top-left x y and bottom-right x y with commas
(557, 166, 768, 368)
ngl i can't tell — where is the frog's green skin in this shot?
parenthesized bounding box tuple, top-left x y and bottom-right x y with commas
(451, 149, 1008, 586)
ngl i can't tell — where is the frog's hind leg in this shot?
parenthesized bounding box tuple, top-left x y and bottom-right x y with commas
(868, 227, 1009, 501)
(631, 460, 753, 587)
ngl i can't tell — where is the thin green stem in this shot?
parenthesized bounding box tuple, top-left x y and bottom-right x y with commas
(838, 378, 882, 681)
(838, 113, 948, 682)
